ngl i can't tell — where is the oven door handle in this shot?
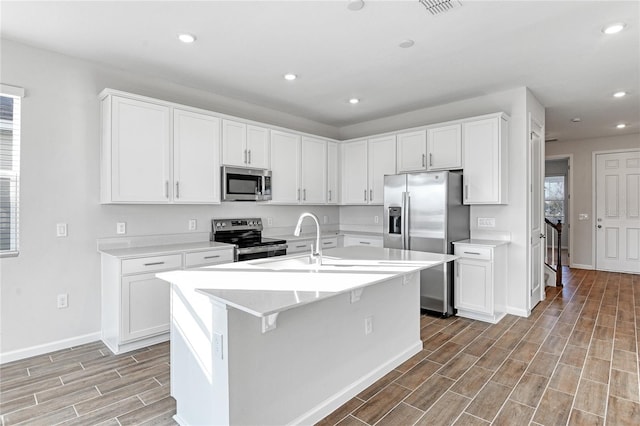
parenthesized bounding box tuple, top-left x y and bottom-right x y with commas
(235, 244, 288, 255)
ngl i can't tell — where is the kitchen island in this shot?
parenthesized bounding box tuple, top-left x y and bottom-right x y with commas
(157, 246, 456, 426)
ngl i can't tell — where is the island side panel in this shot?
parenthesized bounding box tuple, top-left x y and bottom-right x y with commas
(227, 273, 421, 425)
(171, 282, 230, 426)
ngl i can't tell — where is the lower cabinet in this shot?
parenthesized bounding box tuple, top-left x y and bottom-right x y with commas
(287, 236, 338, 254)
(101, 247, 234, 354)
(343, 234, 383, 247)
(453, 241, 508, 323)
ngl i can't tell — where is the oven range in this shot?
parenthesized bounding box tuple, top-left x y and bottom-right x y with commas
(211, 218, 287, 262)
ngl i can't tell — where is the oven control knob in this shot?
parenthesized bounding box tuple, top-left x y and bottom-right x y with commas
(249, 221, 253, 225)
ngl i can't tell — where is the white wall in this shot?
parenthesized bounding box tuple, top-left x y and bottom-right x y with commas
(545, 133, 640, 268)
(0, 40, 340, 355)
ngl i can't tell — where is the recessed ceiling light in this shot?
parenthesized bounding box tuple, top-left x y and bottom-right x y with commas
(616, 123, 627, 129)
(613, 91, 627, 98)
(399, 39, 415, 48)
(349, 98, 360, 104)
(178, 33, 196, 43)
(571, 117, 581, 123)
(602, 23, 626, 35)
(284, 73, 297, 81)
(347, 0, 365, 11)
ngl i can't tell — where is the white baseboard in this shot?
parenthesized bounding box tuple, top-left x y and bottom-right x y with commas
(0, 332, 101, 365)
(571, 263, 594, 270)
(288, 341, 423, 426)
(506, 307, 530, 317)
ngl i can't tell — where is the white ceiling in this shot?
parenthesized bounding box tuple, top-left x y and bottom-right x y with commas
(1, 1, 638, 142)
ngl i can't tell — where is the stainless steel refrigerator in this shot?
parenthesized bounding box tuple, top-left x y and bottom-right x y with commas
(383, 171, 469, 316)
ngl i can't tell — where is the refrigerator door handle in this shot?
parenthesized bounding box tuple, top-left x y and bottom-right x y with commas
(401, 192, 406, 249)
(402, 192, 410, 250)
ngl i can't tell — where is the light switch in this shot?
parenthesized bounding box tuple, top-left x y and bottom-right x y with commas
(578, 214, 589, 221)
(116, 222, 126, 234)
(478, 217, 496, 228)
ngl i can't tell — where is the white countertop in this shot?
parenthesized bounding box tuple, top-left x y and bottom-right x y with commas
(268, 230, 382, 242)
(453, 239, 510, 247)
(99, 241, 234, 259)
(157, 246, 456, 317)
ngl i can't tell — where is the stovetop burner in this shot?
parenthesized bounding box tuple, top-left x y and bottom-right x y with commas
(211, 218, 286, 249)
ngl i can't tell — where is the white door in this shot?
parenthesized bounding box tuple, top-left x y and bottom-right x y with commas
(173, 109, 220, 203)
(300, 137, 327, 204)
(529, 120, 544, 310)
(596, 151, 640, 273)
(368, 135, 396, 204)
(121, 273, 170, 342)
(270, 130, 300, 203)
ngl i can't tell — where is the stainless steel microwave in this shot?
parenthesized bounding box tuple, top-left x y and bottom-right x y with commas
(221, 166, 272, 201)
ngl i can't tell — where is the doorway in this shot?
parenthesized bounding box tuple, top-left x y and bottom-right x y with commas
(594, 150, 640, 273)
(545, 157, 570, 267)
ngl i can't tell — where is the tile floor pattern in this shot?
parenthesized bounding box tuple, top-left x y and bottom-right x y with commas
(0, 268, 638, 425)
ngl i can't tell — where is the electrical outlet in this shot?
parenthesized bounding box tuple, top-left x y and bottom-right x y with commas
(57, 293, 68, 309)
(56, 223, 67, 237)
(477, 217, 496, 228)
(213, 333, 224, 360)
(116, 222, 126, 235)
(188, 219, 197, 231)
(267, 217, 273, 226)
(374, 216, 379, 224)
(364, 316, 373, 335)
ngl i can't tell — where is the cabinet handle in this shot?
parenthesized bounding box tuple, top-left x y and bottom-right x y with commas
(429, 153, 433, 167)
(143, 261, 165, 267)
(328, 189, 332, 201)
(422, 154, 426, 167)
(323, 241, 332, 245)
(463, 251, 482, 255)
(303, 189, 306, 201)
(297, 189, 300, 201)
(364, 189, 367, 202)
(369, 189, 373, 202)
(165, 181, 169, 198)
(244, 149, 248, 164)
(175, 181, 180, 199)
(295, 244, 306, 249)
(464, 184, 469, 200)
(204, 255, 220, 259)
(360, 241, 371, 245)
(248, 150, 252, 164)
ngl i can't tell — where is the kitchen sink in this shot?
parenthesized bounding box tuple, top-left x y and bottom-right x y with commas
(248, 255, 428, 271)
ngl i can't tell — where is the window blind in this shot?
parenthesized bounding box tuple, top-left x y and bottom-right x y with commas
(0, 88, 22, 256)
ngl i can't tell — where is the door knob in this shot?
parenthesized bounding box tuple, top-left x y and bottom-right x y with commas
(597, 225, 602, 228)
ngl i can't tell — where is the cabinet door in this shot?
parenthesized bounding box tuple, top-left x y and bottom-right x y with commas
(341, 140, 369, 204)
(463, 117, 504, 204)
(221, 119, 247, 167)
(455, 259, 493, 314)
(301, 137, 327, 204)
(121, 273, 170, 342)
(246, 125, 270, 169)
(344, 235, 383, 247)
(368, 135, 396, 204)
(327, 142, 339, 204)
(397, 130, 427, 172)
(270, 130, 301, 203)
(173, 109, 220, 203)
(111, 97, 170, 203)
(427, 124, 462, 170)
(287, 239, 313, 254)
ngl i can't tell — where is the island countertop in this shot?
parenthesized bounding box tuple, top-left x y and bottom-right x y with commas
(157, 246, 456, 318)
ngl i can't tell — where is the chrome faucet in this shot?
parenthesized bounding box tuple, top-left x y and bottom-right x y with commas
(294, 212, 322, 265)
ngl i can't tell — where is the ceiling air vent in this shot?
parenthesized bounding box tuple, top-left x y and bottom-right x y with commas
(419, 0, 461, 16)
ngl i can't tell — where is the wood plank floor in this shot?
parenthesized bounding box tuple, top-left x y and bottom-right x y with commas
(1, 268, 638, 425)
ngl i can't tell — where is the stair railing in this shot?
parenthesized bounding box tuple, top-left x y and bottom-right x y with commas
(544, 218, 563, 286)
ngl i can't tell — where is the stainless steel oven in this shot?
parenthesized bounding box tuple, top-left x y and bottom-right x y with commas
(211, 218, 287, 261)
(221, 166, 272, 202)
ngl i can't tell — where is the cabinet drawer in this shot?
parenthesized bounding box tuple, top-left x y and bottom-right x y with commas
(454, 246, 492, 260)
(321, 237, 338, 249)
(288, 240, 313, 254)
(121, 254, 182, 275)
(185, 249, 234, 268)
(344, 235, 383, 247)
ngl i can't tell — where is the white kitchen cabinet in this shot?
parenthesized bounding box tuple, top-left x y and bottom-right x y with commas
(397, 130, 427, 172)
(327, 141, 339, 204)
(427, 124, 462, 170)
(453, 241, 508, 324)
(101, 95, 171, 203)
(221, 119, 269, 169)
(300, 137, 327, 204)
(341, 136, 396, 205)
(343, 235, 383, 247)
(462, 114, 509, 204)
(270, 130, 301, 203)
(287, 236, 338, 254)
(101, 245, 234, 354)
(173, 109, 221, 203)
(101, 91, 222, 204)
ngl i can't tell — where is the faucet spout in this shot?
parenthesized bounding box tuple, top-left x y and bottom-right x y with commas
(294, 212, 322, 264)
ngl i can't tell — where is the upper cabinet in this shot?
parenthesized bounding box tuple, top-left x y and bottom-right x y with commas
(101, 92, 220, 204)
(427, 123, 462, 170)
(397, 130, 427, 173)
(300, 136, 327, 204)
(462, 114, 509, 205)
(327, 141, 339, 204)
(342, 136, 396, 205)
(221, 119, 269, 169)
(270, 130, 301, 204)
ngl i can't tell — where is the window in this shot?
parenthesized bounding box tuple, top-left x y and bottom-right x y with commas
(544, 175, 565, 224)
(0, 85, 23, 256)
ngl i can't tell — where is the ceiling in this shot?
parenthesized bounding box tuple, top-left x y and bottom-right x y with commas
(1, 1, 638, 142)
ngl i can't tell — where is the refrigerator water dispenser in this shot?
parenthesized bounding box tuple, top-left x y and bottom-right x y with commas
(388, 207, 402, 234)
